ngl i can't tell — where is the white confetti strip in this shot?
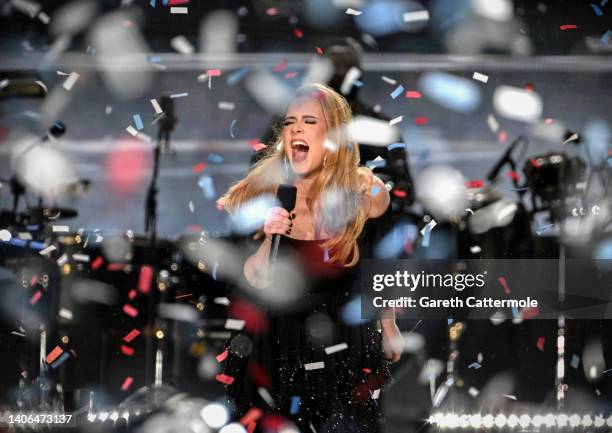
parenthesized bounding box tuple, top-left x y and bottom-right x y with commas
(62, 72, 80, 91)
(72, 253, 90, 262)
(371, 388, 381, 399)
(381, 75, 397, 85)
(38, 11, 50, 24)
(503, 394, 517, 400)
(389, 115, 403, 126)
(225, 318, 245, 330)
(59, 308, 73, 320)
(0, 79, 9, 89)
(170, 35, 194, 54)
(420, 219, 437, 236)
(188, 200, 194, 213)
(170, 6, 188, 14)
(340, 66, 361, 95)
(218, 101, 235, 110)
(150, 99, 163, 114)
(56, 253, 68, 266)
(472, 72, 489, 83)
(468, 387, 480, 397)
(324, 343, 348, 355)
(403, 10, 429, 22)
(214, 297, 231, 306)
(487, 114, 499, 132)
(126, 125, 138, 136)
(493, 85, 543, 123)
(257, 387, 275, 408)
(39, 245, 56, 255)
(345, 8, 362, 15)
(470, 245, 482, 254)
(52, 225, 69, 232)
(0, 229, 11, 242)
(304, 361, 325, 370)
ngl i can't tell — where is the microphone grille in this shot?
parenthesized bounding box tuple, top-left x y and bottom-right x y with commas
(277, 184, 297, 211)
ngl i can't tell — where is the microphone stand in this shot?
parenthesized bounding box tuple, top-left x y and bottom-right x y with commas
(143, 95, 176, 387)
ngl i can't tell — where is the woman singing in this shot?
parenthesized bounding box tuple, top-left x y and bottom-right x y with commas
(217, 83, 402, 433)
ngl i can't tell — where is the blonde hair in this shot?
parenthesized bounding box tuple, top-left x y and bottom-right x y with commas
(217, 83, 375, 267)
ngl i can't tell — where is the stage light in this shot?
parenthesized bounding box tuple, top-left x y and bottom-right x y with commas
(110, 411, 119, 422)
(531, 414, 543, 428)
(595, 415, 605, 427)
(583, 415, 594, 427)
(87, 413, 97, 423)
(557, 413, 569, 427)
(569, 414, 581, 427)
(201, 403, 229, 428)
(494, 414, 507, 428)
(469, 414, 482, 428)
(607, 415, 612, 427)
(98, 411, 109, 422)
(518, 414, 531, 428)
(482, 414, 494, 428)
(507, 414, 519, 428)
(543, 413, 556, 427)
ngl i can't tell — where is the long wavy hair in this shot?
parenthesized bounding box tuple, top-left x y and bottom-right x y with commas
(217, 83, 374, 267)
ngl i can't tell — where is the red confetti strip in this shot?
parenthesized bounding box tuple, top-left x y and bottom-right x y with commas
(91, 256, 104, 270)
(120, 345, 135, 356)
(121, 376, 133, 391)
(362, 368, 372, 374)
(507, 171, 521, 181)
(192, 162, 207, 174)
(405, 90, 422, 99)
(272, 59, 288, 72)
(168, 0, 188, 4)
(107, 263, 127, 271)
(247, 421, 257, 433)
(128, 289, 137, 300)
(293, 28, 303, 38)
(530, 158, 541, 169)
(46, 345, 64, 364)
(29, 290, 43, 305)
(466, 179, 484, 189)
(414, 116, 429, 125)
(138, 265, 153, 294)
(560, 24, 578, 30)
(123, 329, 141, 343)
(283, 71, 298, 79)
(545, 118, 554, 125)
(30, 275, 38, 286)
(265, 7, 278, 16)
(206, 69, 221, 77)
(240, 407, 263, 426)
(498, 277, 511, 294)
(123, 304, 138, 318)
(175, 293, 193, 299)
(215, 373, 235, 385)
(536, 337, 545, 351)
(215, 202, 225, 212)
(216, 349, 229, 363)
(498, 131, 508, 143)
(186, 224, 203, 232)
(248, 140, 267, 152)
(316, 46, 324, 55)
(524, 82, 534, 92)
(523, 307, 540, 320)
(392, 189, 407, 198)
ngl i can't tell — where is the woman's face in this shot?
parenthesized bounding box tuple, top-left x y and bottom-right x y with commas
(282, 97, 328, 179)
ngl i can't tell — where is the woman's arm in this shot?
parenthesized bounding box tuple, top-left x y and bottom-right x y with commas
(243, 235, 274, 288)
(361, 171, 391, 219)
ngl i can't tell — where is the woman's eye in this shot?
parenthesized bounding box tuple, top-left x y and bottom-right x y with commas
(305, 120, 316, 124)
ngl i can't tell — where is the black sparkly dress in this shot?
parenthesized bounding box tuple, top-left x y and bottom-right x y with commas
(223, 210, 393, 433)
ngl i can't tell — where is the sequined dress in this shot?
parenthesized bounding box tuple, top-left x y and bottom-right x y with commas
(223, 212, 392, 433)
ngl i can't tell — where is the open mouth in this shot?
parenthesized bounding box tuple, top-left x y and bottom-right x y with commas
(291, 140, 309, 163)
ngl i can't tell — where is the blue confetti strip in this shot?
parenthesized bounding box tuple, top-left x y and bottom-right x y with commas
(208, 153, 224, 164)
(150, 0, 156, 7)
(29, 241, 45, 251)
(512, 306, 519, 319)
(366, 159, 386, 169)
(371, 185, 381, 197)
(8, 238, 27, 247)
(421, 229, 431, 247)
(290, 396, 301, 414)
(162, 0, 168, 5)
(468, 362, 481, 369)
(387, 142, 405, 151)
(602, 30, 611, 44)
(212, 262, 219, 280)
(227, 66, 251, 86)
(602, 0, 609, 6)
(170, 93, 189, 99)
(133, 114, 144, 130)
(198, 175, 216, 199)
(570, 354, 580, 368)
(536, 223, 555, 236)
(447, 316, 454, 325)
(390, 84, 404, 99)
(26, 224, 40, 231)
(353, 80, 364, 87)
(591, 3, 604, 15)
(147, 55, 161, 63)
(51, 352, 70, 369)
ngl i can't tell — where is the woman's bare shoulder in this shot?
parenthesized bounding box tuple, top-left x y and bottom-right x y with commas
(356, 167, 390, 218)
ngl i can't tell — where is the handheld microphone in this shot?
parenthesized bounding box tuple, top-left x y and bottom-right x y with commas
(269, 184, 297, 267)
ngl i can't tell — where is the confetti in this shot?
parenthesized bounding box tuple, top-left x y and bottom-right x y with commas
(304, 361, 325, 370)
(405, 90, 421, 98)
(216, 349, 228, 363)
(324, 343, 348, 355)
(138, 265, 153, 293)
(51, 352, 70, 369)
(52, 225, 69, 232)
(290, 396, 301, 414)
(170, 6, 188, 14)
(389, 115, 403, 126)
(128, 289, 137, 300)
(198, 175, 216, 199)
(537, 337, 545, 351)
(240, 407, 262, 426)
(420, 219, 437, 237)
(591, 4, 604, 15)
(257, 387, 275, 408)
(212, 262, 219, 280)
(468, 362, 482, 369)
(133, 114, 144, 130)
(390, 84, 404, 99)
(59, 308, 73, 320)
(371, 389, 381, 399)
(214, 296, 230, 305)
(218, 101, 235, 110)
(493, 85, 543, 122)
(414, 116, 429, 125)
(72, 253, 89, 262)
(293, 28, 303, 38)
(207, 153, 224, 163)
(225, 318, 245, 330)
(46, 346, 64, 364)
(91, 256, 104, 270)
(536, 223, 554, 236)
(120, 345, 135, 356)
(503, 394, 517, 400)
(121, 376, 133, 391)
(62, 72, 79, 91)
(193, 162, 207, 173)
(487, 114, 500, 132)
(56, 253, 68, 266)
(602, 30, 611, 44)
(126, 125, 138, 136)
(38, 11, 50, 24)
(470, 245, 482, 254)
(39, 245, 56, 255)
(381, 76, 397, 85)
(498, 276, 511, 294)
(571, 354, 580, 368)
(123, 304, 138, 318)
(215, 373, 235, 385)
(150, 99, 163, 114)
(230, 119, 237, 138)
(283, 71, 298, 80)
(272, 59, 288, 72)
(188, 201, 194, 213)
(340, 66, 362, 95)
(371, 185, 381, 197)
(560, 24, 578, 30)
(472, 72, 489, 83)
(227, 66, 250, 86)
(249, 140, 267, 152)
(468, 387, 479, 397)
(170, 92, 189, 99)
(403, 10, 430, 22)
(123, 329, 141, 342)
(345, 8, 362, 15)
(30, 290, 43, 305)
